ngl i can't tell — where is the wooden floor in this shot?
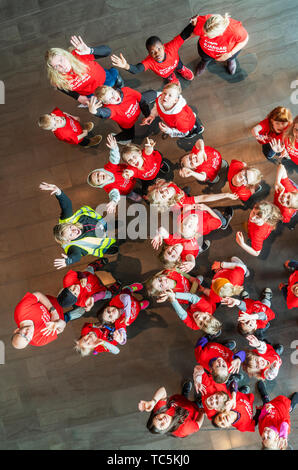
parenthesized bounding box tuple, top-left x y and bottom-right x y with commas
(0, 0, 297, 450)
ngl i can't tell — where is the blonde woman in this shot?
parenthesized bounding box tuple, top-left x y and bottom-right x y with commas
(251, 106, 292, 163)
(45, 35, 123, 106)
(39, 182, 117, 270)
(191, 13, 249, 76)
(141, 83, 204, 140)
(283, 115, 298, 164)
(236, 201, 282, 257)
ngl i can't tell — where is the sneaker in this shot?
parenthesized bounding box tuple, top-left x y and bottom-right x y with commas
(239, 385, 250, 394)
(200, 240, 211, 254)
(220, 207, 234, 230)
(221, 159, 229, 169)
(182, 380, 192, 398)
(230, 372, 244, 382)
(108, 281, 122, 295)
(160, 160, 171, 174)
(241, 290, 250, 300)
(273, 344, 284, 356)
(261, 288, 273, 302)
(290, 392, 298, 412)
(209, 175, 220, 184)
(182, 186, 191, 196)
(231, 256, 250, 277)
(223, 340, 236, 351)
(209, 329, 222, 339)
(167, 73, 180, 84)
(88, 257, 108, 271)
(284, 260, 295, 272)
(77, 103, 89, 108)
(184, 126, 204, 139)
(176, 66, 194, 81)
(257, 380, 269, 403)
(85, 135, 102, 148)
(125, 282, 144, 292)
(195, 60, 208, 76)
(254, 184, 262, 195)
(127, 191, 143, 202)
(140, 300, 150, 310)
(83, 122, 94, 133)
(196, 275, 204, 284)
(227, 58, 237, 75)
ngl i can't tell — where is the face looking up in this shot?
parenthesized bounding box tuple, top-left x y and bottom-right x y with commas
(123, 150, 143, 168)
(62, 224, 82, 241)
(160, 88, 179, 110)
(148, 42, 165, 62)
(271, 120, 289, 134)
(152, 413, 172, 431)
(102, 306, 120, 323)
(182, 152, 204, 169)
(50, 54, 72, 74)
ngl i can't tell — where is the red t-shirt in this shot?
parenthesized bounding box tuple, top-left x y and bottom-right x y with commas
(129, 149, 162, 180)
(195, 342, 234, 372)
(231, 392, 255, 432)
(284, 137, 298, 165)
(105, 87, 142, 129)
(248, 220, 273, 252)
(287, 271, 298, 309)
(14, 293, 64, 347)
(228, 159, 252, 201)
(274, 177, 298, 223)
(239, 299, 275, 329)
(142, 35, 184, 78)
(163, 269, 191, 304)
(80, 322, 118, 355)
(62, 270, 106, 307)
(153, 394, 201, 437)
(51, 107, 83, 144)
(258, 396, 291, 436)
(156, 96, 196, 133)
(177, 208, 222, 237)
(193, 15, 248, 59)
(164, 234, 200, 260)
(184, 295, 216, 330)
(201, 373, 230, 419)
(255, 118, 289, 144)
(168, 182, 196, 209)
(103, 161, 136, 195)
(251, 344, 282, 380)
(210, 266, 245, 304)
(192, 145, 222, 182)
(64, 50, 106, 95)
(110, 293, 141, 327)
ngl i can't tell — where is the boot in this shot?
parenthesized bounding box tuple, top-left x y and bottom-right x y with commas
(195, 60, 208, 76)
(83, 122, 94, 133)
(85, 135, 102, 148)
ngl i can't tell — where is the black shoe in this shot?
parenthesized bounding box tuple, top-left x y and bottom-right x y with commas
(261, 288, 273, 302)
(223, 340, 236, 351)
(195, 60, 208, 76)
(108, 280, 122, 295)
(194, 392, 203, 408)
(241, 290, 250, 300)
(105, 244, 119, 255)
(200, 240, 211, 254)
(160, 160, 171, 174)
(208, 329, 222, 340)
(239, 385, 250, 394)
(254, 184, 262, 195)
(273, 344, 284, 356)
(182, 380, 192, 398)
(220, 207, 234, 230)
(88, 257, 108, 271)
(182, 186, 191, 196)
(230, 373, 244, 382)
(290, 392, 298, 412)
(257, 380, 270, 404)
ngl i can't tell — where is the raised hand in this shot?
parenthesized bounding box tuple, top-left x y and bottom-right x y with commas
(269, 138, 285, 154)
(39, 182, 60, 195)
(70, 35, 91, 55)
(88, 96, 102, 114)
(179, 168, 193, 178)
(229, 358, 241, 374)
(54, 254, 68, 270)
(138, 400, 155, 412)
(106, 133, 118, 150)
(122, 169, 135, 180)
(106, 200, 117, 214)
(140, 115, 155, 126)
(111, 53, 129, 70)
(159, 122, 170, 134)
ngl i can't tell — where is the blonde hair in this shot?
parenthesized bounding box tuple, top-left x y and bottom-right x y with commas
(94, 85, 113, 103)
(253, 201, 282, 228)
(203, 316, 222, 335)
(284, 115, 298, 146)
(146, 181, 183, 213)
(38, 114, 53, 130)
(219, 283, 244, 298)
(145, 271, 166, 297)
(242, 351, 263, 378)
(282, 192, 298, 209)
(53, 222, 83, 244)
(237, 320, 256, 336)
(267, 106, 293, 132)
(158, 246, 181, 269)
(246, 168, 263, 189)
(122, 143, 142, 160)
(162, 82, 182, 96)
(204, 13, 231, 36)
(74, 340, 93, 357)
(45, 48, 89, 91)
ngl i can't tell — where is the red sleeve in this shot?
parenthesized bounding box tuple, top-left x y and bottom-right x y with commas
(72, 49, 95, 62)
(248, 222, 272, 252)
(172, 420, 200, 437)
(14, 293, 38, 325)
(257, 118, 270, 134)
(165, 34, 184, 51)
(280, 177, 298, 193)
(153, 399, 167, 413)
(193, 15, 210, 36)
(51, 107, 63, 117)
(232, 21, 248, 43)
(130, 87, 142, 102)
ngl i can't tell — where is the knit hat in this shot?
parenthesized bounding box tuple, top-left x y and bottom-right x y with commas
(212, 278, 231, 296)
(57, 288, 78, 308)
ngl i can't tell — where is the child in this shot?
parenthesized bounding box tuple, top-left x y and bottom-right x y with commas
(283, 115, 298, 164)
(236, 201, 282, 257)
(279, 260, 298, 309)
(121, 138, 172, 195)
(146, 269, 200, 304)
(227, 159, 262, 202)
(38, 107, 102, 147)
(87, 134, 142, 213)
(209, 256, 249, 304)
(256, 381, 298, 450)
(74, 321, 125, 357)
(39, 182, 117, 269)
(111, 23, 195, 84)
(141, 83, 204, 140)
(222, 288, 275, 338)
(195, 335, 246, 384)
(212, 391, 256, 432)
(274, 164, 298, 225)
(251, 106, 292, 162)
(242, 335, 283, 381)
(179, 139, 228, 184)
(138, 385, 205, 437)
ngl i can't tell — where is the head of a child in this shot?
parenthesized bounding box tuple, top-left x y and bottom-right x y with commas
(160, 83, 181, 111)
(261, 427, 281, 450)
(145, 36, 165, 62)
(159, 244, 183, 267)
(87, 169, 112, 187)
(101, 305, 121, 325)
(94, 86, 121, 105)
(250, 201, 282, 228)
(212, 410, 235, 429)
(122, 144, 144, 168)
(179, 213, 199, 239)
(210, 357, 230, 383)
(278, 191, 298, 210)
(232, 167, 262, 188)
(45, 48, 88, 90)
(193, 311, 222, 335)
(243, 352, 267, 378)
(53, 222, 83, 244)
(180, 150, 205, 170)
(75, 331, 97, 357)
(291, 283, 298, 298)
(267, 106, 292, 134)
(205, 392, 230, 411)
(237, 317, 257, 335)
(285, 115, 298, 145)
(147, 182, 178, 212)
(38, 113, 65, 131)
(146, 274, 172, 297)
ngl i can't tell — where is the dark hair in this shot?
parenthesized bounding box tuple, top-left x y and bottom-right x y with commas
(211, 413, 221, 428)
(146, 398, 189, 435)
(145, 36, 163, 50)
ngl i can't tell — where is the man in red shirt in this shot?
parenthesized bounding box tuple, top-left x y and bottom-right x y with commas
(191, 13, 249, 76)
(12, 292, 66, 348)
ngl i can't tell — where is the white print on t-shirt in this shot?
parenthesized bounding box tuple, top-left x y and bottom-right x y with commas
(126, 101, 139, 119)
(69, 118, 79, 133)
(239, 398, 253, 418)
(157, 59, 178, 76)
(70, 73, 91, 90)
(40, 305, 51, 326)
(201, 39, 227, 54)
(142, 164, 159, 179)
(209, 344, 230, 359)
(265, 403, 276, 416)
(211, 153, 221, 169)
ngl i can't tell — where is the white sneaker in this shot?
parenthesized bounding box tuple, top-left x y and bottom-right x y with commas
(231, 256, 250, 277)
(221, 159, 228, 169)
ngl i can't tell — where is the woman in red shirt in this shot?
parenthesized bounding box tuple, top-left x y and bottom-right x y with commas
(138, 385, 204, 437)
(274, 164, 298, 226)
(141, 83, 204, 140)
(227, 160, 262, 202)
(283, 115, 298, 165)
(191, 13, 249, 76)
(46, 35, 123, 106)
(251, 106, 292, 163)
(179, 139, 227, 184)
(236, 201, 282, 257)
